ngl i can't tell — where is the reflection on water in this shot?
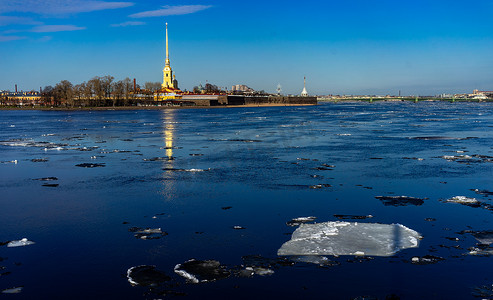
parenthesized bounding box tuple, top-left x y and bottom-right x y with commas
(161, 110, 175, 200)
(163, 110, 175, 159)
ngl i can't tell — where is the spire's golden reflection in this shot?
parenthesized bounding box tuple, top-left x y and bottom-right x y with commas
(163, 110, 175, 159)
(161, 110, 176, 200)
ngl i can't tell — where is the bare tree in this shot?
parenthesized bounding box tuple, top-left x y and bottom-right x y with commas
(88, 76, 103, 105)
(122, 77, 133, 105)
(112, 80, 124, 106)
(144, 82, 162, 92)
(41, 86, 54, 106)
(54, 80, 74, 107)
(73, 83, 84, 105)
(102, 75, 114, 100)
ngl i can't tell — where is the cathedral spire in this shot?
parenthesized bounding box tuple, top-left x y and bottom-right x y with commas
(165, 22, 170, 67)
(162, 22, 175, 89)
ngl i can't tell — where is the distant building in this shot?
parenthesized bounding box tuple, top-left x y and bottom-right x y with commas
(0, 91, 42, 106)
(231, 84, 254, 93)
(472, 89, 493, 99)
(437, 94, 453, 98)
(301, 77, 308, 97)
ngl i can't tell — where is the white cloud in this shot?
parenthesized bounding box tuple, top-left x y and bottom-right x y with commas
(0, 0, 134, 15)
(31, 25, 86, 33)
(0, 35, 26, 42)
(0, 16, 42, 26)
(111, 21, 145, 27)
(130, 5, 212, 18)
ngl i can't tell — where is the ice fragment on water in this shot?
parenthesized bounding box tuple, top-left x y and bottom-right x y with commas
(0, 160, 17, 164)
(174, 259, 230, 284)
(75, 163, 105, 168)
(375, 196, 425, 206)
(1, 287, 23, 294)
(251, 267, 274, 276)
(286, 216, 317, 227)
(7, 238, 35, 248)
(128, 227, 168, 240)
(468, 245, 493, 256)
(162, 168, 209, 172)
(410, 255, 445, 265)
(445, 196, 480, 206)
(278, 221, 421, 257)
(472, 283, 493, 298)
(127, 265, 170, 287)
(471, 231, 493, 245)
(34, 177, 58, 181)
(31, 158, 48, 162)
(471, 189, 493, 197)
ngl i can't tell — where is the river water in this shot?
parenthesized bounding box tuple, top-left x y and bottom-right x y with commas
(1, 102, 492, 299)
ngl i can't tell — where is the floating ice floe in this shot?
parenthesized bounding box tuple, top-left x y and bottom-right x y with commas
(278, 221, 421, 257)
(471, 231, 493, 245)
(1, 287, 23, 294)
(127, 265, 170, 287)
(442, 155, 472, 160)
(7, 238, 35, 248)
(444, 196, 480, 207)
(162, 168, 209, 172)
(0, 160, 17, 164)
(31, 158, 48, 162)
(411, 255, 445, 265)
(286, 216, 317, 227)
(75, 163, 105, 168)
(33, 177, 58, 181)
(441, 154, 493, 164)
(174, 259, 230, 284)
(0, 140, 67, 149)
(402, 157, 424, 161)
(309, 184, 331, 189)
(471, 189, 493, 197)
(375, 196, 425, 207)
(239, 266, 274, 277)
(129, 227, 168, 240)
(411, 136, 469, 140)
(468, 245, 493, 256)
(143, 157, 174, 162)
(472, 283, 493, 298)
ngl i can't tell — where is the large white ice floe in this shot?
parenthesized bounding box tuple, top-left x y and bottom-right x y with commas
(277, 221, 421, 257)
(7, 238, 35, 248)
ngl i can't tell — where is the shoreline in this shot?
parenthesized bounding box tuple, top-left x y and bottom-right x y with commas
(0, 103, 317, 111)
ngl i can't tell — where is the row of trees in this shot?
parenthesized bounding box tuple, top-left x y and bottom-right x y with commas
(42, 76, 163, 107)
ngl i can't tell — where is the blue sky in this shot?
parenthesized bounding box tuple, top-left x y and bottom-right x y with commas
(1, 0, 492, 95)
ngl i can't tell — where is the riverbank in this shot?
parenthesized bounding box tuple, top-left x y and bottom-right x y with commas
(0, 103, 317, 111)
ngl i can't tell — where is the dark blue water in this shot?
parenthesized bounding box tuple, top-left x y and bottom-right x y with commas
(1, 102, 492, 299)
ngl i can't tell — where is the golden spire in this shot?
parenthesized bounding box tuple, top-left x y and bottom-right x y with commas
(165, 22, 170, 67)
(162, 22, 174, 89)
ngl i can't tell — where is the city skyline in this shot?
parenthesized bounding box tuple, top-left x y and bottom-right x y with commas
(1, 0, 492, 95)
